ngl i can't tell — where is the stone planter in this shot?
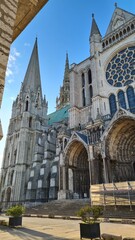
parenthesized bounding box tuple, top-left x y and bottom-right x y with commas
(9, 216, 22, 227)
(80, 222, 100, 239)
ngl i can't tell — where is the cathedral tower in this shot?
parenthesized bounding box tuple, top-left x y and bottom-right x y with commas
(0, 39, 48, 203)
(56, 53, 70, 110)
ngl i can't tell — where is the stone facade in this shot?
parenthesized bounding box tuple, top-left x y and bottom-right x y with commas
(0, 5, 135, 205)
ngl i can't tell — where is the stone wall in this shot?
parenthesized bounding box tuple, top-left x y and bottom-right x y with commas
(0, 0, 19, 106)
(0, 0, 19, 139)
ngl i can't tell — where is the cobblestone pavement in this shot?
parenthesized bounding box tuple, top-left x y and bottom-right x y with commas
(0, 216, 135, 239)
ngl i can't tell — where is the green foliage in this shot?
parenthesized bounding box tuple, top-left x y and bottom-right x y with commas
(77, 205, 103, 224)
(6, 205, 25, 217)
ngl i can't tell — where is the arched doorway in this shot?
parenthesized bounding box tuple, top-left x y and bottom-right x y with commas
(65, 140, 90, 199)
(105, 117, 135, 182)
(6, 187, 11, 202)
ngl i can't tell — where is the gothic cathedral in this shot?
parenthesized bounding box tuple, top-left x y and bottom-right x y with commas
(0, 5, 135, 204)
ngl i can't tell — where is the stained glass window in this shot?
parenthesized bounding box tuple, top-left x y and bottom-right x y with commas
(109, 94, 117, 116)
(127, 86, 135, 113)
(106, 46, 135, 87)
(117, 90, 126, 109)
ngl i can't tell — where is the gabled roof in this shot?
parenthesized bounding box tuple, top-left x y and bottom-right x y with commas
(76, 132, 88, 144)
(48, 104, 70, 125)
(105, 7, 135, 36)
(69, 131, 88, 145)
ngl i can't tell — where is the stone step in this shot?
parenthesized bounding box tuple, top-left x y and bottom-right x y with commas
(26, 199, 90, 216)
(25, 199, 135, 219)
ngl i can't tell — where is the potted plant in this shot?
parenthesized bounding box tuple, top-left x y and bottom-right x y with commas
(6, 205, 25, 227)
(77, 205, 103, 239)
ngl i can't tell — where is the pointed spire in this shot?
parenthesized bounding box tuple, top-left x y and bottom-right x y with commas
(90, 14, 101, 37)
(63, 52, 70, 83)
(56, 53, 70, 110)
(115, 2, 118, 8)
(22, 38, 42, 96)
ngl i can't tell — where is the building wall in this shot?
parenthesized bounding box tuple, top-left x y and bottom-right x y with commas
(0, 0, 19, 139)
(0, 6, 135, 205)
(69, 33, 135, 128)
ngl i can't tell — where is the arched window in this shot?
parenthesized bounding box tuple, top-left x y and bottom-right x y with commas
(117, 90, 126, 109)
(82, 89, 86, 107)
(116, 33, 119, 39)
(127, 26, 130, 32)
(6, 187, 11, 202)
(109, 94, 117, 116)
(89, 85, 93, 104)
(88, 69, 92, 84)
(131, 24, 134, 30)
(82, 73, 85, 87)
(88, 69, 93, 105)
(123, 29, 126, 34)
(10, 171, 14, 185)
(127, 86, 135, 113)
(112, 36, 115, 41)
(25, 100, 29, 111)
(29, 117, 32, 128)
(13, 149, 17, 164)
(109, 38, 112, 44)
(120, 31, 123, 37)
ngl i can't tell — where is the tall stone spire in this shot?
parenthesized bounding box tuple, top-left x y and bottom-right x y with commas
(56, 53, 70, 110)
(22, 38, 42, 96)
(63, 52, 70, 84)
(90, 14, 101, 37)
(11, 38, 47, 119)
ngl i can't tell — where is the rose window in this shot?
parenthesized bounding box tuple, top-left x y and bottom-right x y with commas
(106, 46, 135, 87)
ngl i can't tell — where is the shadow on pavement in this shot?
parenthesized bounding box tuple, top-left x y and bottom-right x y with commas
(0, 225, 74, 240)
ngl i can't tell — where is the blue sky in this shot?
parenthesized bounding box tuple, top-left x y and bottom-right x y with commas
(0, 0, 134, 167)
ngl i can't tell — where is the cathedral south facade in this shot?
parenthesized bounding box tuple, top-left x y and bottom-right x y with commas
(0, 5, 135, 205)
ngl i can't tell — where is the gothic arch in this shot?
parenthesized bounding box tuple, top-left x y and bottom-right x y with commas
(104, 116, 135, 182)
(64, 139, 90, 198)
(1, 190, 5, 202)
(6, 187, 11, 202)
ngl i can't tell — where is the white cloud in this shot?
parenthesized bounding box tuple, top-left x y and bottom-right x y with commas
(10, 96, 15, 101)
(7, 79, 14, 84)
(12, 48, 20, 57)
(6, 47, 20, 81)
(6, 68, 13, 77)
(24, 42, 30, 47)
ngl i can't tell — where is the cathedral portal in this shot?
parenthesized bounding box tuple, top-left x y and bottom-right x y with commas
(103, 113, 135, 183)
(62, 139, 90, 199)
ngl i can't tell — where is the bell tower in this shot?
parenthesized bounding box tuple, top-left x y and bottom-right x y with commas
(0, 39, 48, 203)
(56, 53, 70, 110)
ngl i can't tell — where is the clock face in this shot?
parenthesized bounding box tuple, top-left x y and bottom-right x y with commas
(106, 46, 135, 87)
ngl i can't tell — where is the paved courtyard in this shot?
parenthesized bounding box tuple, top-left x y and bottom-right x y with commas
(0, 216, 135, 239)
